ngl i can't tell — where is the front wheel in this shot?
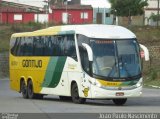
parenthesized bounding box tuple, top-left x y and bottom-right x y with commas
(71, 83, 86, 104)
(112, 98, 127, 106)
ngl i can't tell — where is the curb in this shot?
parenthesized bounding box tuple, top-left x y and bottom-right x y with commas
(144, 84, 160, 89)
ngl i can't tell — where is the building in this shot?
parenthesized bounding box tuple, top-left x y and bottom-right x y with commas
(145, 0, 160, 26)
(50, 5, 93, 24)
(0, 0, 46, 24)
(81, 0, 113, 25)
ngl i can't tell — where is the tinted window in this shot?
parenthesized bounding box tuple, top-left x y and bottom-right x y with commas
(77, 34, 90, 74)
(10, 37, 18, 55)
(33, 36, 44, 56)
(16, 37, 24, 56)
(10, 34, 77, 60)
(23, 37, 33, 56)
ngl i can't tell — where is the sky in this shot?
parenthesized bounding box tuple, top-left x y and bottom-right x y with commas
(2, 0, 111, 8)
(3, 0, 46, 7)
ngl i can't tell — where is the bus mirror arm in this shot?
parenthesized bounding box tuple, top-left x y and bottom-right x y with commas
(82, 43, 93, 77)
(139, 44, 150, 61)
(82, 43, 93, 61)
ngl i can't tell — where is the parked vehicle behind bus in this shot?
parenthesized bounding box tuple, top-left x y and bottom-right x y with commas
(9, 25, 149, 105)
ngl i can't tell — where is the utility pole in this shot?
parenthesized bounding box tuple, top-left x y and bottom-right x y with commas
(157, 0, 160, 28)
(43, 0, 50, 28)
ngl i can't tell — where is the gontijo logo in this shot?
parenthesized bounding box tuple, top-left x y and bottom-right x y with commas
(22, 59, 42, 68)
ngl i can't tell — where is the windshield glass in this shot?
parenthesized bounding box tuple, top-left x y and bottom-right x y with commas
(90, 39, 141, 79)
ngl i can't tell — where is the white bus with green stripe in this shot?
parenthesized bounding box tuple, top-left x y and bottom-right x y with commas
(10, 24, 149, 105)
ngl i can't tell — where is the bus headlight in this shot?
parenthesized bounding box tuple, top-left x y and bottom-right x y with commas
(89, 79, 101, 87)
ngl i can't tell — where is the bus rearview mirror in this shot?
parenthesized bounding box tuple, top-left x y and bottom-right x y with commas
(139, 44, 149, 61)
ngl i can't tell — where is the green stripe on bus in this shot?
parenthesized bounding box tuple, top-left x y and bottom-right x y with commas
(120, 80, 139, 86)
(42, 57, 67, 88)
(42, 57, 58, 87)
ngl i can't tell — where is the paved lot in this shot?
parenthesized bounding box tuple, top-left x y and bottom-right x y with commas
(0, 79, 160, 114)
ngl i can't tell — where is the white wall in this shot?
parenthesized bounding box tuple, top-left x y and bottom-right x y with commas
(81, 0, 111, 8)
(35, 14, 49, 23)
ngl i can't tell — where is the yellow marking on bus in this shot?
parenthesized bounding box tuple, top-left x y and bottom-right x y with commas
(83, 88, 89, 97)
(98, 79, 122, 87)
(11, 26, 61, 37)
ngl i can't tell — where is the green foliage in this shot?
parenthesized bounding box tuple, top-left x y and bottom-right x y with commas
(150, 13, 160, 22)
(109, 0, 148, 17)
(149, 68, 158, 80)
(11, 22, 44, 32)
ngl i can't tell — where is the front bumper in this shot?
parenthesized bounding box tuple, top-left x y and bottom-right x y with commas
(90, 85, 142, 99)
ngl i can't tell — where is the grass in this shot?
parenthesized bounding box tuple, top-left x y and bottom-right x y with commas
(144, 80, 160, 88)
(0, 25, 13, 51)
(143, 68, 160, 87)
(129, 26, 160, 46)
(0, 22, 46, 51)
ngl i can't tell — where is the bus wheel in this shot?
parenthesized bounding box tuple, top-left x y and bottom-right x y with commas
(27, 80, 36, 99)
(59, 96, 72, 101)
(112, 98, 127, 106)
(71, 83, 86, 104)
(21, 80, 28, 99)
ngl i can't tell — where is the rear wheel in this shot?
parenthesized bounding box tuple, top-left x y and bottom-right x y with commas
(112, 98, 127, 106)
(27, 80, 37, 99)
(21, 80, 28, 99)
(71, 83, 86, 104)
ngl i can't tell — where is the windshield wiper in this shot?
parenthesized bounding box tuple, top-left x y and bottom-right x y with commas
(125, 73, 142, 80)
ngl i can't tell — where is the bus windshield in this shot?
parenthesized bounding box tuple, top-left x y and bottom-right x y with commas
(90, 39, 141, 79)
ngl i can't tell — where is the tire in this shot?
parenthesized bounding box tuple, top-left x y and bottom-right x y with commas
(71, 83, 86, 104)
(112, 98, 127, 106)
(21, 80, 28, 99)
(59, 96, 72, 101)
(27, 80, 37, 99)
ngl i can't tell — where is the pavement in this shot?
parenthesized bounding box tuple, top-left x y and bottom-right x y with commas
(0, 79, 160, 119)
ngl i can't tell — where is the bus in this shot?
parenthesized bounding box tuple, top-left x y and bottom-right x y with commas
(9, 24, 149, 105)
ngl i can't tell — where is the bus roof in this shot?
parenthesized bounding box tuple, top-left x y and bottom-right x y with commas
(11, 24, 136, 39)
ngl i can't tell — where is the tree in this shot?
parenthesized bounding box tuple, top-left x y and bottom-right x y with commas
(109, 0, 148, 25)
(150, 13, 160, 22)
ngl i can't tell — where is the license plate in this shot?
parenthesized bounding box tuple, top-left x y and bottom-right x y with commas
(116, 92, 124, 96)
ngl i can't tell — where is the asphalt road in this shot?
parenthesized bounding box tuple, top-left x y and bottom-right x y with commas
(0, 79, 160, 114)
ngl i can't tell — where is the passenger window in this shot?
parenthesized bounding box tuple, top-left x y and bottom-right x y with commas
(23, 37, 33, 56)
(33, 36, 44, 56)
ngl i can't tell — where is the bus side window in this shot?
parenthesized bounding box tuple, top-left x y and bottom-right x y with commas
(77, 34, 90, 74)
(59, 36, 65, 56)
(51, 36, 57, 56)
(54, 36, 61, 56)
(44, 36, 53, 56)
(10, 38, 18, 56)
(33, 36, 44, 56)
(16, 37, 25, 56)
(66, 35, 77, 60)
(23, 37, 33, 56)
(79, 46, 90, 73)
